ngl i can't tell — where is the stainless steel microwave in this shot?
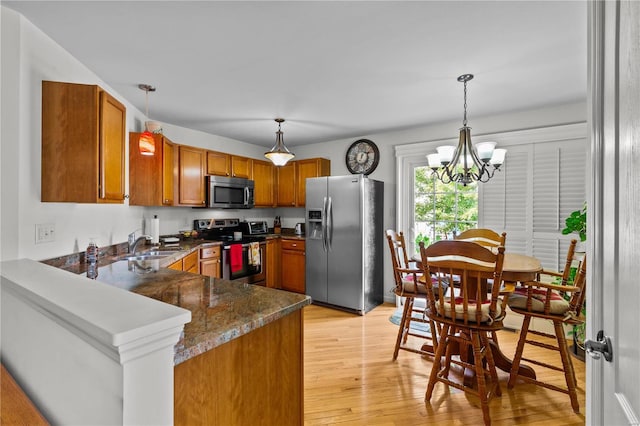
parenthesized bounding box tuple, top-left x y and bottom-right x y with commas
(207, 176, 254, 209)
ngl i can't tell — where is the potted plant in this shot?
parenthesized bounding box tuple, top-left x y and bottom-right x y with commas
(561, 202, 587, 360)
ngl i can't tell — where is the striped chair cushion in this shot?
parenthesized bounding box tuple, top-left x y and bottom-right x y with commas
(507, 287, 569, 315)
(436, 297, 503, 323)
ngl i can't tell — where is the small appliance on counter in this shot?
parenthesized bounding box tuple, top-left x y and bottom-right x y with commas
(295, 223, 305, 235)
(193, 218, 268, 285)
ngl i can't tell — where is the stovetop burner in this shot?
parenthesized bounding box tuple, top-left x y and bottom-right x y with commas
(193, 218, 268, 244)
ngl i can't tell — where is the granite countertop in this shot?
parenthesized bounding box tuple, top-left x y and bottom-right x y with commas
(41, 239, 311, 365)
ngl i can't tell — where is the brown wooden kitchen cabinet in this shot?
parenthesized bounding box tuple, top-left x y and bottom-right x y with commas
(206, 150, 230, 176)
(169, 250, 199, 273)
(207, 151, 251, 179)
(178, 145, 206, 206)
(280, 238, 305, 293)
(129, 133, 176, 206)
(230, 155, 251, 178)
(199, 245, 221, 278)
(276, 158, 330, 207)
(265, 238, 281, 288)
(42, 80, 126, 203)
(276, 162, 297, 207)
(252, 159, 276, 207)
(295, 158, 330, 207)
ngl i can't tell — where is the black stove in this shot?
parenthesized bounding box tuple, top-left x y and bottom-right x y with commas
(194, 218, 267, 245)
(194, 218, 269, 285)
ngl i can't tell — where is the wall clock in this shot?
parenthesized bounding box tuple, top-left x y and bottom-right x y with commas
(345, 139, 380, 175)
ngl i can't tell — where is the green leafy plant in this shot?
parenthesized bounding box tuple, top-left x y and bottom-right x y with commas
(415, 233, 431, 248)
(562, 203, 587, 242)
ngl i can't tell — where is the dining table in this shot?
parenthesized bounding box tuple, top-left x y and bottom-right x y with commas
(412, 251, 543, 380)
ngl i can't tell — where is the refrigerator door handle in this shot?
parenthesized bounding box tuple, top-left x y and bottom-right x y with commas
(322, 196, 328, 252)
(327, 196, 333, 251)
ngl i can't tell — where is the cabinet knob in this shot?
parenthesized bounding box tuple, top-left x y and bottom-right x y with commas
(202, 201, 205, 204)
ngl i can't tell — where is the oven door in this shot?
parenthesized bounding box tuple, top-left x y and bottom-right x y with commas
(222, 242, 266, 285)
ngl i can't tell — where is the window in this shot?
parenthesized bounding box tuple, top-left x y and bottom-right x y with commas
(413, 166, 478, 253)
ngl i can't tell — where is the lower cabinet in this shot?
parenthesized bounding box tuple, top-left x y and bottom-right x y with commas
(169, 250, 199, 273)
(199, 245, 221, 278)
(280, 239, 305, 294)
(265, 239, 281, 288)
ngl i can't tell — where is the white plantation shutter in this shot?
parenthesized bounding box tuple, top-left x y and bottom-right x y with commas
(478, 132, 587, 265)
(480, 145, 531, 253)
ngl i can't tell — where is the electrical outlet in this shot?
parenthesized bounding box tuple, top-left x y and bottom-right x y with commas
(35, 223, 55, 244)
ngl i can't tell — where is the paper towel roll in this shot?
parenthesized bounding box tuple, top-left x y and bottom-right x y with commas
(151, 215, 160, 244)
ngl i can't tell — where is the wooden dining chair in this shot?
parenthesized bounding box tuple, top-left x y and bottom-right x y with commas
(455, 228, 506, 248)
(506, 239, 586, 413)
(386, 230, 441, 359)
(419, 240, 507, 426)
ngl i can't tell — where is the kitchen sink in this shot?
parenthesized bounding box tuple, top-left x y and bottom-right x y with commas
(117, 254, 172, 261)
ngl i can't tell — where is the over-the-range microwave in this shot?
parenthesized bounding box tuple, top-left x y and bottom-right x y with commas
(206, 176, 254, 209)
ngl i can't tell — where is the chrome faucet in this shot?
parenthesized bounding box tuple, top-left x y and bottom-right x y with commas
(128, 231, 151, 255)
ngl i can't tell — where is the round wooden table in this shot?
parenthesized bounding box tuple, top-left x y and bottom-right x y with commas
(412, 251, 543, 379)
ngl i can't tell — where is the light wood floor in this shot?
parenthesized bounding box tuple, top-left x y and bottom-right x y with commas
(303, 303, 585, 425)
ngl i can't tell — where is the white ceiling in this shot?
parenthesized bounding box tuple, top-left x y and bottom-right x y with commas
(4, 1, 587, 147)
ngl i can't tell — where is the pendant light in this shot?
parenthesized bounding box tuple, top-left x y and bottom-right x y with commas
(265, 118, 295, 166)
(138, 84, 156, 156)
(426, 74, 506, 186)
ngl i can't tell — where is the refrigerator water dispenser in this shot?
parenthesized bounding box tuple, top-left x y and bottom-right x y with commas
(307, 209, 323, 240)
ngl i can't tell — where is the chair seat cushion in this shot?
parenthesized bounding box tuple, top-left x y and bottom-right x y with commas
(507, 287, 569, 315)
(436, 297, 503, 323)
(401, 275, 449, 295)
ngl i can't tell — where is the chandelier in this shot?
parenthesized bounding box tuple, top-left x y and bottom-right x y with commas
(426, 74, 506, 186)
(265, 118, 295, 166)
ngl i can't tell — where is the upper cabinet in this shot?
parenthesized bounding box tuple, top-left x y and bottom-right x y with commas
(207, 151, 252, 179)
(178, 145, 206, 206)
(207, 151, 230, 176)
(277, 158, 331, 207)
(252, 159, 276, 207)
(276, 162, 297, 207)
(129, 133, 176, 206)
(230, 156, 251, 179)
(295, 158, 331, 207)
(42, 81, 126, 203)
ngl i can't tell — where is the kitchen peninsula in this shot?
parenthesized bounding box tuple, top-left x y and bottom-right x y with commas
(1, 248, 310, 425)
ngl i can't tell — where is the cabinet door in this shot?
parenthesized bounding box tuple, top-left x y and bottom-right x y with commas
(168, 260, 183, 271)
(99, 91, 126, 203)
(295, 158, 330, 207)
(231, 156, 251, 178)
(162, 138, 175, 206)
(252, 159, 276, 207)
(200, 258, 221, 278)
(281, 248, 305, 293)
(129, 133, 162, 206)
(178, 145, 206, 206)
(265, 239, 281, 288)
(42, 81, 125, 203)
(277, 162, 297, 207)
(207, 151, 230, 176)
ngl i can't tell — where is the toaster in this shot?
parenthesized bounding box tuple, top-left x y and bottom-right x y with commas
(294, 223, 305, 235)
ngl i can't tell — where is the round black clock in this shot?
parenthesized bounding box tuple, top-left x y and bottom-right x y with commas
(345, 139, 380, 175)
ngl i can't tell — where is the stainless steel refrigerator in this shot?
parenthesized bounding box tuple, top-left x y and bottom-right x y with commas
(305, 175, 384, 314)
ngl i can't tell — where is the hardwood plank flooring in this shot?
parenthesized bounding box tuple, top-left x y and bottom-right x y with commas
(304, 303, 585, 425)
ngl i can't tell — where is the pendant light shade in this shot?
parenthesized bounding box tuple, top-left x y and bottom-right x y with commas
(138, 130, 156, 156)
(265, 118, 294, 166)
(138, 84, 156, 156)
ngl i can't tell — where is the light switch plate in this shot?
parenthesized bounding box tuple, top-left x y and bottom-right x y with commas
(35, 223, 55, 243)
